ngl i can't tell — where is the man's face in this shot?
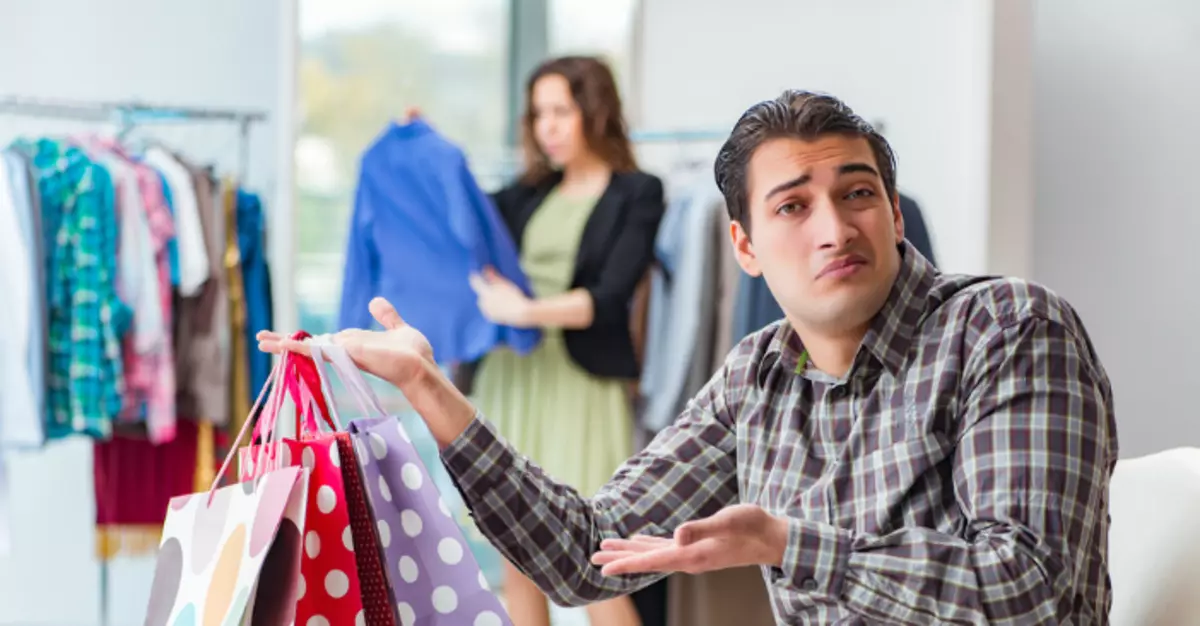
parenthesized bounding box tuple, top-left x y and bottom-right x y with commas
(730, 134, 904, 336)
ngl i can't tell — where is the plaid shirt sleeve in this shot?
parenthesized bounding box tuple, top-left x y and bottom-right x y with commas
(440, 365, 741, 606)
(775, 311, 1114, 624)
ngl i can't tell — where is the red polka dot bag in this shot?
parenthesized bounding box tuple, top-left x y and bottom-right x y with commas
(239, 335, 368, 626)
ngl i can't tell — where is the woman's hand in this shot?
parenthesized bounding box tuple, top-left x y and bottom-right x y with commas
(257, 297, 434, 390)
(469, 267, 534, 327)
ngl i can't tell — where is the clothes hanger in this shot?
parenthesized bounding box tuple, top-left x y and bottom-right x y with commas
(396, 106, 421, 126)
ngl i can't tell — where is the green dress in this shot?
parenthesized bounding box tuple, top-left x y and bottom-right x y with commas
(472, 188, 633, 497)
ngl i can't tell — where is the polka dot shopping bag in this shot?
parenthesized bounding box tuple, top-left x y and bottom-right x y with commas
(238, 339, 369, 626)
(144, 356, 310, 626)
(306, 338, 513, 626)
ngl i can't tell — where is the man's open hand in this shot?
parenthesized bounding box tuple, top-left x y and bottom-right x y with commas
(590, 504, 789, 576)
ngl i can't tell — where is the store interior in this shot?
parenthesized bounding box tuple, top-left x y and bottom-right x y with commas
(1, 0, 1198, 624)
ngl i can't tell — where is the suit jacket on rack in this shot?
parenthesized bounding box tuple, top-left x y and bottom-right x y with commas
(489, 169, 666, 380)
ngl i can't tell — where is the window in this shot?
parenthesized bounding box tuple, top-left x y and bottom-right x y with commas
(548, 0, 640, 105)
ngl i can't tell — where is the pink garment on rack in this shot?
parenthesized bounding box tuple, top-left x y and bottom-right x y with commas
(79, 135, 178, 444)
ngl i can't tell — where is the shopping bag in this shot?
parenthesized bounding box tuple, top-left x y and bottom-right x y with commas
(251, 341, 397, 625)
(307, 339, 512, 626)
(335, 432, 399, 625)
(144, 358, 310, 626)
(238, 343, 368, 626)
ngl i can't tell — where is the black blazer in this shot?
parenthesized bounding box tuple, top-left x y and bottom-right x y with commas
(489, 169, 666, 379)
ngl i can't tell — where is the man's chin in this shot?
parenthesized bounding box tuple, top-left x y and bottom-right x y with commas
(790, 296, 878, 333)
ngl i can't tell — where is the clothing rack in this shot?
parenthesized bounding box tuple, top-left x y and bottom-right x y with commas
(630, 128, 729, 143)
(0, 95, 268, 181)
(0, 95, 267, 626)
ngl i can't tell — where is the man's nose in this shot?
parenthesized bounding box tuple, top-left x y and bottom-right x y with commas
(812, 200, 858, 249)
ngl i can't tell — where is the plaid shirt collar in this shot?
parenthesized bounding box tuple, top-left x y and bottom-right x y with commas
(759, 240, 938, 387)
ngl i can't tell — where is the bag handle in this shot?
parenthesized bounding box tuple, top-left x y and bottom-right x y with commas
(292, 343, 347, 433)
(284, 350, 339, 433)
(307, 342, 351, 425)
(250, 331, 337, 446)
(208, 353, 289, 503)
(308, 341, 378, 422)
(308, 334, 390, 419)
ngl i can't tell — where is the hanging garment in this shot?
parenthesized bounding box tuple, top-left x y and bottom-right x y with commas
(8, 151, 48, 427)
(85, 145, 163, 357)
(174, 160, 230, 427)
(93, 418, 200, 560)
(0, 155, 35, 559)
(710, 200, 740, 373)
(900, 192, 938, 267)
(71, 139, 172, 442)
(0, 151, 45, 449)
(11, 138, 128, 440)
(71, 136, 177, 442)
(0, 456, 8, 556)
(236, 188, 273, 403)
(638, 183, 725, 433)
(223, 179, 251, 454)
(339, 119, 539, 364)
(143, 147, 209, 297)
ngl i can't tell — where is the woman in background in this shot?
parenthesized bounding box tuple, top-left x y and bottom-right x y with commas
(467, 55, 665, 626)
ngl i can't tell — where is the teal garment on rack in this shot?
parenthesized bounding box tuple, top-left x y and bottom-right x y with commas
(11, 138, 128, 440)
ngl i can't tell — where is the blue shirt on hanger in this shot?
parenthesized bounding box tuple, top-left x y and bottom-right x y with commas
(237, 188, 274, 399)
(338, 119, 540, 364)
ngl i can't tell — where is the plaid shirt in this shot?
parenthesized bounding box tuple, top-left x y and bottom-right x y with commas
(14, 139, 128, 440)
(442, 242, 1118, 625)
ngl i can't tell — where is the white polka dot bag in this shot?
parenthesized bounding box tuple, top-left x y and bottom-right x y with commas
(145, 355, 312, 626)
(307, 339, 513, 626)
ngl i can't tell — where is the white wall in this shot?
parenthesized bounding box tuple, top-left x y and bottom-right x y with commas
(635, 0, 1033, 277)
(1032, 0, 1200, 457)
(0, 1, 290, 624)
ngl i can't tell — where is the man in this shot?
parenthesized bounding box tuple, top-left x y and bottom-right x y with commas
(261, 90, 1118, 624)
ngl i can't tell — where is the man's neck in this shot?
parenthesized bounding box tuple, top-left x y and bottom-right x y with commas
(791, 323, 869, 379)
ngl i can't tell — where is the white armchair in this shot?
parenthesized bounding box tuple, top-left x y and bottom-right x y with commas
(1108, 447, 1200, 625)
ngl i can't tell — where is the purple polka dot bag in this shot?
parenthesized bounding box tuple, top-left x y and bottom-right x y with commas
(307, 341, 512, 626)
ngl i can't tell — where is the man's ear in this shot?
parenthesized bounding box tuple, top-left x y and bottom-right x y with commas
(891, 193, 905, 243)
(730, 220, 761, 277)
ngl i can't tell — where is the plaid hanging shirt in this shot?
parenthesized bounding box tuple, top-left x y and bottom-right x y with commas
(13, 139, 128, 440)
(442, 242, 1118, 625)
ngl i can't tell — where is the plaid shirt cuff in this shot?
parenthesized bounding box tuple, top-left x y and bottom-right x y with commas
(440, 411, 516, 493)
(776, 518, 852, 599)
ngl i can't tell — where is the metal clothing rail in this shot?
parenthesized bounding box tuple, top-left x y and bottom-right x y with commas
(0, 95, 268, 180)
(0, 95, 267, 123)
(630, 128, 729, 143)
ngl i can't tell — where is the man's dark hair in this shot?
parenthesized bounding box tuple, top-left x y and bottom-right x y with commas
(713, 90, 898, 233)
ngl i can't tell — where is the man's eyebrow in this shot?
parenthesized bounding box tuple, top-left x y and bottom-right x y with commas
(838, 162, 879, 178)
(763, 162, 880, 200)
(764, 174, 810, 200)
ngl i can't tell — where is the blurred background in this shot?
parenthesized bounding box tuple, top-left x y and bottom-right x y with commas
(0, 0, 1197, 624)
